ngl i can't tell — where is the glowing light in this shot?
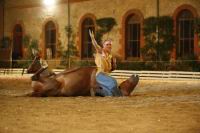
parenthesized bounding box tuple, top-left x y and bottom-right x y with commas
(43, 0, 55, 6)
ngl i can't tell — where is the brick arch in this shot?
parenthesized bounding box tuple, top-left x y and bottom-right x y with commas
(11, 20, 25, 36)
(77, 13, 96, 59)
(172, 4, 199, 59)
(173, 4, 198, 19)
(120, 9, 144, 60)
(41, 18, 60, 59)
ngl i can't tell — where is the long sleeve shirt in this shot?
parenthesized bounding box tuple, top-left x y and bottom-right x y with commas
(94, 52, 113, 75)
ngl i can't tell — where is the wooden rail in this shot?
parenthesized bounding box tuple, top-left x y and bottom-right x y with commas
(0, 68, 26, 75)
(1, 68, 200, 80)
(110, 70, 200, 80)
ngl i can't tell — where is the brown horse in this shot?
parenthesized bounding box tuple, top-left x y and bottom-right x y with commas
(27, 56, 139, 97)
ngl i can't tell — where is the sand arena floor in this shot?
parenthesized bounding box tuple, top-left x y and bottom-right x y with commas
(0, 75, 200, 133)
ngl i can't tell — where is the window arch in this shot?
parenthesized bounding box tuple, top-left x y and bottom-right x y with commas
(176, 9, 194, 58)
(45, 21, 56, 59)
(81, 17, 95, 58)
(13, 24, 23, 60)
(125, 14, 141, 59)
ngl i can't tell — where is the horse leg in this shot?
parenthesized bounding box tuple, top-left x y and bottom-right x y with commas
(30, 81, 46, 97)
(39, 78, 62, 96)
(31, 74, 61, 97)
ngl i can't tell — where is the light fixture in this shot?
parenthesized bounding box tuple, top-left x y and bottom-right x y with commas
(43, 0, 55, 6)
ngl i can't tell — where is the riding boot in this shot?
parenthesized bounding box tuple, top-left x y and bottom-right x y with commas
(95, 87, 109, 97)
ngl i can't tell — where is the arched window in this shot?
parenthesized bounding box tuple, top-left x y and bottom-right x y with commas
(125, 14, 141, 58)
(45, 21, 56, 59)
(81, 18, 95, 58)
(176, 9, 194, 58)
(13, 24, 23, 60)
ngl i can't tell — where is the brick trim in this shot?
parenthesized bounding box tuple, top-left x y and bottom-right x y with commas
(77, 13, 96, 59)
(120, 9, 144, 60)
(172, 4, 199, 59)
(41, 18, 60, 59)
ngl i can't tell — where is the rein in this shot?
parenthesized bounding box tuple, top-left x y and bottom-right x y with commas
(35, 67, 48, 76)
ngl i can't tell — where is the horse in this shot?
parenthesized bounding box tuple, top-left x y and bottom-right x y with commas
(27, 56, 139, 97)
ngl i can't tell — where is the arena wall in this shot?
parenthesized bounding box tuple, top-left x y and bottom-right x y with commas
(2, 0, 200, 60)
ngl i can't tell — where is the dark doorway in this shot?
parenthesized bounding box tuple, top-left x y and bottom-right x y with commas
(125, 14, 141, 59)
(81, 18, 95, 58)
(45, 21, 56, 59)
(12, 24, 23, 67)
(176, 9, 194, 58)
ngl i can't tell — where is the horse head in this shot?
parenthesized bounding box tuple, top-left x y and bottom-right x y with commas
(119, 75, 139, 96)
(27, 56, 42, 74)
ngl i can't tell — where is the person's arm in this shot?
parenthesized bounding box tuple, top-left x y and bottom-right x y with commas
(89, 30, 102, 53)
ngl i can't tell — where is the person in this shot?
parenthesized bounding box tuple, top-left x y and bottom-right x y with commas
(89, 30, 122, 96)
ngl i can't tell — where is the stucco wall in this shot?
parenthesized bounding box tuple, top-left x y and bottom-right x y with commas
(0, 2, 4, 41)
(4, 1, 68, 50)
(3, 0, 200, 59)
(160, 0, 200, 16)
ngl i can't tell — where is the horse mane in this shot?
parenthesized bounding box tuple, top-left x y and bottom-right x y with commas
(56, 66, 97, 77)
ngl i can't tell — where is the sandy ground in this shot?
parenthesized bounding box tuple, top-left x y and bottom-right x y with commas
(0, 75, 200, 133)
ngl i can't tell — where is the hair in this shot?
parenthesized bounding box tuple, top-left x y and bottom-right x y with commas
(102, 39, 113, 47)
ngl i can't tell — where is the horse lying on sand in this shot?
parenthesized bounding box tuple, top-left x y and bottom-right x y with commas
(27, 56, 139, 97)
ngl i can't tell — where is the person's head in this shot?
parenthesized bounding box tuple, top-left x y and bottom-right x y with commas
(102, 39, 112, 53)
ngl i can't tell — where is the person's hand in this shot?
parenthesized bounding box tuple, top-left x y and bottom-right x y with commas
(89, 29, 95, 39)
(89, 29, 102, 53)
(89, 29, 92, 36)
